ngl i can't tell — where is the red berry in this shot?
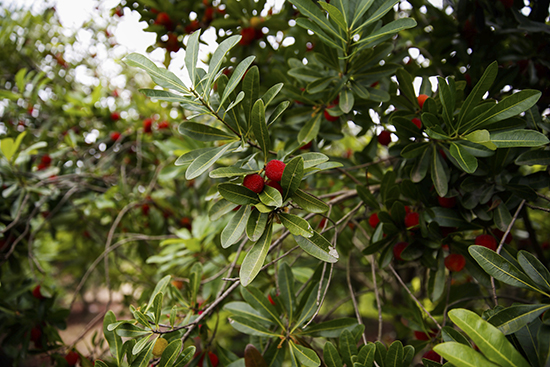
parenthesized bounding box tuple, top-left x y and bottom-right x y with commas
(180, 217, 192, 230)
(368, 213, 380, 228)
(65, 351, 79, 366)
(414, 330, 433, 341)
(165, 33, 180, 53)
(300, 142, 312, 150)
(437, 196, 456, 208)
(377, 130, 392, 146)
(32, 285, 44, 300)
(411, 118, 422, 129)
(41, 155, 52, 165)
(37, 163, 48, 171)
(265, 160, 286, 182)
(155, 12, 174, 30)
(110, 111, 120, 121)
(110, 131, 121, 141)
(324, 106, 339, 122)
(404, 212, 419, 228)
(30, 327, 42, 343)
(158, 121, 170, 129)
(143, 118, 153, 133)
(184, 20, 200, 34)
(422, 350, 440, 362)
(115, 7, 123, 17)
(445, 254, 466, 272)
(268, 294, 276, 306)
(239, 27, 256, 45)
(208, 352, 219, 367)
(393, 242, 408, 261)
(243, 174, 264, 193)
(266, 180, 283, 195)
(417, 94, 429, 109)
(475, 234, 497, 251)
(142, 204, 150, 216)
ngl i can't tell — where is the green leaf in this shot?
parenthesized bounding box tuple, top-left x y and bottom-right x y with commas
(294, 231, 338, 263)
(132, 308, 152, 329)
(515, 149, 550, 166)
(243, 66, 260, 122)
(469, 246, 546, 295)
(152, 292, 163, 326)
(319, 2, 347, 31)
(174, 346, 196, 367)
(185, 30, 201, 86)
(293, 284, 321, 331)
(395, 69, 417, 109)
(292, 189, 329, 213)
(175, 147, 216, 166)
(450, 142, 478, 173)
(323, 342, 343, 367)
(262, 83, 284, 107)
(186, 142, 238, 180)
(209, 199, 238, 221)
(245, 344, 269, 367)
(116, 324, 151, 338)
(355, 18, 417, 49)
(298, 114, 322, 144)
(463, 130, 496, 150)
(442, 326, 470, 346)
(295, 18, 344, 51)
(278, 262, 295, 323)
(158, 339, 182, 367)
(488, 304, 550, 335)
(490, 129, 549, 148)
(279, 212, 314, 238)
(339, 329, 357, 367)
(203, 35, 242, 96)
(220, 55, 255, 108)
(210, 167, 258, 178)
(302, 318, 358, 338)
(517, 250, 550, 292)
(437, 77, 455, 131)
(281, 156, 305, 201)
(493, 201, 512, 232)
(339, 89, 354, 114)
(146, 275, 171, 313)
(132, 335, 152, 355)
(222, 205, 252, 248)
(385, 340, 403, 367)
(103, 311, 124, 366)
(224, 302, 273, 325)
(240, 222, 272, 287)
(356, 185, 379, 209)
(289, 0, 345, 43)
(179, 122, 235, 141)
(188, 263, 203, 306)
(218, 183, 260, 205)
(242, 286, 285, 329)
(125, 53, 188, 94)
(230, 316, 281, 337)
(140, 89, 190, 102)
(267, 101, 291, 126)
(434, 342, 500, 367)
(259, 185, 283, 207)
(247, 210, 269, 242)
(448, 309, 531, 367)
(299, 153, 330, 168)
(289, 341, 321, 367)
(411, 144, 432, 182)
(431, 145, 448, 197)
(252, 99, 270, 161)
(354, 0, 400, 34)
(94, 361, 109, 367)
(401, 142, 429, 159)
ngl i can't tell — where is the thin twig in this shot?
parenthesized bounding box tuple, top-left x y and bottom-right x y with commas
(347, 255, 367, 345)
(525, 203, 550, 212)
(217, 237, 247, 298)
(303, 263, 333, 329)
(370, 255, 383, 341)
(1, 192, 30, 234)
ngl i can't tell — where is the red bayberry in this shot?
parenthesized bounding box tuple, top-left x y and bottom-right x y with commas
(115, 7, 123, 17)
(165, 33, 180, 53)
(266, 180, 283, 195)
(239, 27, 256, 45)
(203, 7, 215, 22)
(404, 212, 419, 228)
(324, 106, 339, 122)
(142, 204, 150, 216)
(37, 163, 48, 171)
(475, 234, 497, 251)
(422, 350, 440, 362)
(158, 121, 170, 129)
(143, 118, 153, 133)
(268, 294, 276, 306)
(184, 20, 200, 34)
(65, 351, 79, 366)
(110, 111, 120, 121)
(411, 118, 422, 129)
(155, 12, 174, 30)
(393, 242, 408, 261)
(300, 142, 312, 150)
(243, 174, 264, 193)
(417, 94, 429, 109)
(414, 330, 436, 341)
(445, 254, 466, 272)
(438, 196, 456, 208)
(208, 352, 219, 367)
(30, 327, 42, 343)
(110, 131, 121, 141)
(32, 285, 44, 300)
(41, 155, 52, 165)
(377, 130, 392, 146)
(368, 213, 380, 228)
(265, 160, 286, 182)
(180, 217, 192, 231)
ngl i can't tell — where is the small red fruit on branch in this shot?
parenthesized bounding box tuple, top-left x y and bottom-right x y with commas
(155, 12, 174, 31)
(422, 350, 440, 362)
(110, 111, 120, 121)
(411, 117, 422, 129)
(208, 352, 219, 367)
(414, 329, 436, 340)
(30, 327, 42, 343)
(437, 196, 456, 208)
(417, 94, 429, 109)
(404, 212, 419, 228)
(445, 254, 466, 272)
(265, 160, 286, 182)
(239, 27, 256, 45)
(368, 213, 380, 228)
(324, 106, 339, 122)
(266, 180, 283, 195)
(243, 174, 265, 193)
(475, 234, 497, 251)
(143, 118, 153, 133)
(65, 351, 79, 366)
(32, 285, 45, 300)
(110, 131, 121, 141)
(158, 120, 170, 129)
(393, 242, 408, 261)
(377, 130, 392, 146)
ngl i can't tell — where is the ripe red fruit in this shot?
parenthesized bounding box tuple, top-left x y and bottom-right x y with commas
(475, 234, 497, 251)
(65, 351, 79, 366)
(414, 330, 436, 341)
(203, 7, 215, 23)
(30, 327, 42, 343)
(239, 27, 256, 45)
(417, 94, 429, 109)
(142, 204, 150, 216)
(411, 118, 422, 129)
(324, 106, 339, 122)
(110, 111, 120, 121)
(110, 131, 121, 141)
(165, 33, 180, 53)
(158, 120, 170, 129)
(404, 212, 419, 228)
(143, 118, 153, 133)
(114, 7, 123, 17)
(41, 155, 52, 166)
(368, 213, 380, 228)
(422, 350, 440, 362)
(180, 217, 192, 230)
(498, 0, 514, 8)
(445, 254, 466, 272)
(155, 12, 174, 30)
(266, 180, 283, 195)
(243, 174, 265, 193)
(265, 160, 286, 182)
(377, 130, 392, 146)
(184, 20, 200, 34)
(32, 285, 45, 300)
(208, 352, 219, 367)
(437, 196, 456, 208)
(393, 242, 408, 261)
(268, 294, 276, 306)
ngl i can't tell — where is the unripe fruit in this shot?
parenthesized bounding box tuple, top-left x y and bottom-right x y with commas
(422, 350, 440, 362)
(475, 234, 497, 251)
(377, 130, 392, 146)
(411, 118, 422, 129)
(250, 16, 262, 28)
(265, 160, 286, 182)
(437, 196, 456, 208)
(266, 180, 283, 195)
(142, 204, 150, 216)
(417, 94, 429, 109)
(153, 338, 168, 357)
(404, 212, 419, 228)
(393, 242, 408, 261)
(65, 351, 79, 366)
(324, 107, 339, 122)
(445, 254, 466, 272)
(32, 285, 44, 300)
(243, 174, 265, 193)
(368, 213, 380, 228)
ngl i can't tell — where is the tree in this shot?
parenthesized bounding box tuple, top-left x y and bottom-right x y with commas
(1, 1, 549, 366)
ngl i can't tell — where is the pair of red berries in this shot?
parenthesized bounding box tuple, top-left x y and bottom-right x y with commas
(377, 94, 429, 146)
(368, 208, 417, 229)
(243, 160, 286, 194)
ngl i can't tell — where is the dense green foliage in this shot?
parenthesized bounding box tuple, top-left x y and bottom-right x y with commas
(1, 1, 549, 366)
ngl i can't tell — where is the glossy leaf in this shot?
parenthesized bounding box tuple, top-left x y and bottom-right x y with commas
(294, 231, 339, 263)
(221, 205, 252, 248)
(441, 326, 470, 346)
(515, 149, 550, 166)
(267, 101, 291, 126)
(229, 316, 280, 337)
(302, 318, 358, 338)
(279, 212, 314, 238)
(517, 250, 550, 292)
(488, 304, 550, 335)
(242, 286, 285, 329)
(210, 167, 258, 178)
(218, 183, 260, 205)
(130, 340, 155, 367)
(339, 329, 357, 367)
(299, 153, 330, 168)
(431, 145, 448, 197)
(354, 0, 401, 34)
(292, 189, 329, 213)
(174, 346, 197, 367)
(281, 156, 304, 201)
(203, 35, 241, 96)
(252, 99, 270, 161)
(103, 311, 124, 366)
(186, 142, 238, 180)
(298, 113, 322, 144)
(243, 66, 260, 121)
(356, 17, 417, 49)
(240, 222, 272, 286)
(247, 210, 268, 242)
(434, 342, 500, 367)
(385, 340, 404, 367)
(185, 30, 201, 86)
(224, 302, 273, 325)
(323, 342, 343, 367)
(261, 83, 284, 107)
(245, 344, 268, 367)
(289, 341, 321, 367)
(125, 53, 188, 94)
(220, 55, 255, 108)
(178, 122, 234, 142)
(450, 142, 478, 173)
(490, 129, 549, 148)
(209, 199, 238, 221)
(259, 185, 283, 207)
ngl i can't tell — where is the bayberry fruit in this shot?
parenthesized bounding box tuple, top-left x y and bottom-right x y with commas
(32, 285, 44, 300)
(265, 160, 286, 182)
(158, 121, 170, 129)
(445, 254, 466, 272)
(142, 204, 150, 216)
(404, 212, 419, 228)
(414, 330, 436, 341)
(243, 174, 265, 193)
(110, 131, 121, 141)
(153, 338, 168, 357)
(65, 351, 79, 366)
(411, 118, 422, 129)
(143, 118, 153, 133)
(377, 130, 392, 146)
(240, 27, 256, 45)
(30, 327, 42, 343)
(208, 352, 219, 367)
(475, 234, 497, 251)
(422, 350, 440, 362)
(110, 111, 120, 121)
(393, 242, 408, 261)
(417, 94, 429, 109)
(41, 155, 52, 165)
(324, 106, 339, 122)
(438, 196, 456, 208)
(368, 213, 380, 228)
(266, 180, 283, 195)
